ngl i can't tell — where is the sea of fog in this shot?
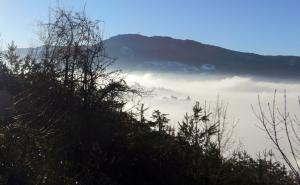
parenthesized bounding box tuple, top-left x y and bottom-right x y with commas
(124, 72, 300, 157)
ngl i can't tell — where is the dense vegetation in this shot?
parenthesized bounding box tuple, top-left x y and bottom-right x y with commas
(0, 8, 298, 185)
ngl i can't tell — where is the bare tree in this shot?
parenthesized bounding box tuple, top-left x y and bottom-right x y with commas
(210, 97, 237, 157)
(35, 7, 137, 110)
(252, 90, 300, 182)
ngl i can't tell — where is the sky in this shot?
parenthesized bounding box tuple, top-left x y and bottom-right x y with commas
(0, 0, 300, 56)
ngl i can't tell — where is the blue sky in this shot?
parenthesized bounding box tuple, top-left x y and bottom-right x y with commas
(0, 0, 300, 55)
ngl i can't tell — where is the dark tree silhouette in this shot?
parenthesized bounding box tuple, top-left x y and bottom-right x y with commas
(4, 41, 21, 75)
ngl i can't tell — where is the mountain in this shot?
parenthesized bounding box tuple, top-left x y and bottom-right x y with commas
(104, 34, 300, 79)
(11, 34, 300, 80)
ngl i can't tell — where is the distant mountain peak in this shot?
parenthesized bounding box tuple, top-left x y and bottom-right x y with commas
(109, 34, 203, 45)
(105, 34, 300, 79)
(11, 34, 300, 80)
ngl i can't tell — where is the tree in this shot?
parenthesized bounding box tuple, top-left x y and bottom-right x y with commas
(0, 49, 4, 71)
(252, 90, 300, 182)
(210, 97, 237, 157)
(1, 7, 136, 184)
(151, 110, 170, 133)
(178, 101, 217, 147)
(0, 50, 9, 74)
(37, 8, 124, 106)
(4, 41, 21, 75)
(20, 51, 37, 78)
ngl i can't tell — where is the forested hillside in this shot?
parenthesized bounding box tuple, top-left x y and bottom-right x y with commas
(104, 34, 300, 80)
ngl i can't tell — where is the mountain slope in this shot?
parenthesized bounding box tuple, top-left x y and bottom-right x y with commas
(104, 34, 300, 79)
(11, 34, 300, 79)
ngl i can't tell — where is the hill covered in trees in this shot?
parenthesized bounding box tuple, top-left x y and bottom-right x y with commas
(105, 34, 300, 80)
(0, 8, 298, 185)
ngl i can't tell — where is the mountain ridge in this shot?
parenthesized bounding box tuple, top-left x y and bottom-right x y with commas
(104, 34, 300, 79)
(8, 34, 300, 79)
(107, 34, 300, 57)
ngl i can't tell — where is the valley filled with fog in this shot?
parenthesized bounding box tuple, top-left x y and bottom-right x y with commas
(125, 72, 300, 156)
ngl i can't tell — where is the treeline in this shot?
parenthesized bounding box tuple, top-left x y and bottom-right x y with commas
(0, 8, 298, 185)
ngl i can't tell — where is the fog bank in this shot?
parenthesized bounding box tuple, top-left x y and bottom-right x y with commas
(125, 72, 300, 155)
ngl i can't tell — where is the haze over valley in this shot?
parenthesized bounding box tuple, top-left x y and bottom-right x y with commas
(108, 34, 300, 155)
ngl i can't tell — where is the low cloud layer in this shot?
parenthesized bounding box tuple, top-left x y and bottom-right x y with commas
(126, 72, 300, 93)
(125, 72, 300, 156)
